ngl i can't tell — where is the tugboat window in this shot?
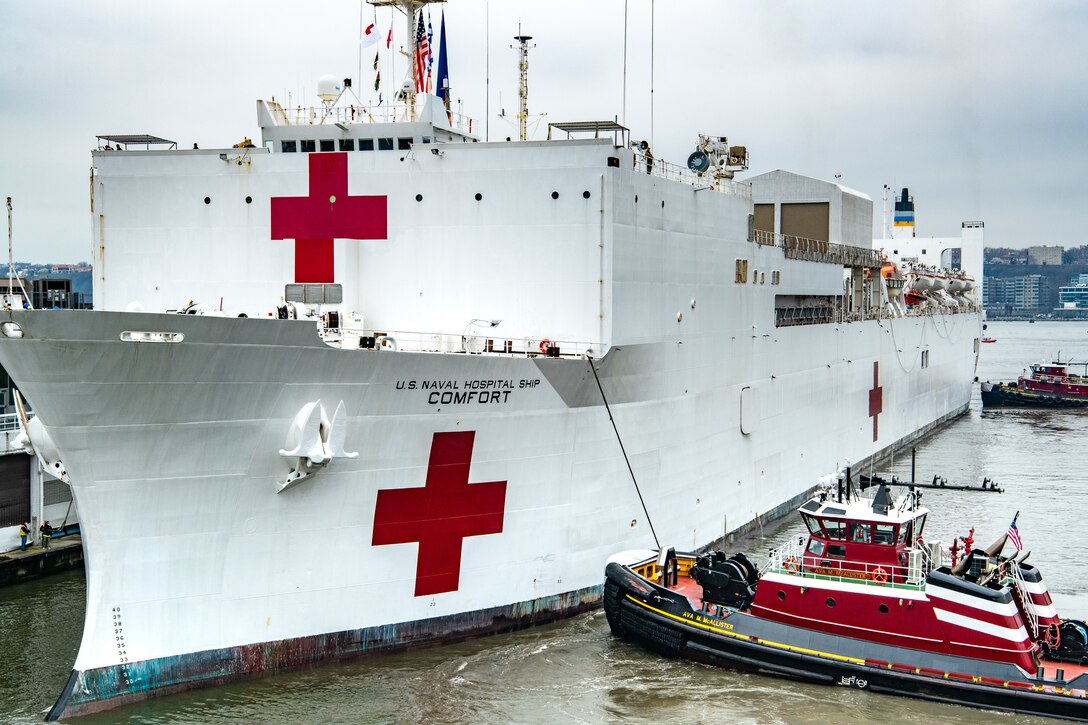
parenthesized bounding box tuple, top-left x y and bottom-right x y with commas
(777, 591, 786, 601)
(826, 598, 836, 607)
(823, 519, 846, 540)
(849, 522, 872, 543)
(879, 604, 889, 614)
(874, 525, 896, 545)
(827, 545, 846, 558)
(806, 539, 825, 555)
(803, 515, 822, 534)
(898, 521, 912, 544)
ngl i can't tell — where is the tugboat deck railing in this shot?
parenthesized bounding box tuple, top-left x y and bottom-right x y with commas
(765, 537, 948, 591)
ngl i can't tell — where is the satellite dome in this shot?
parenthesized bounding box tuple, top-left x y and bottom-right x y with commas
(317, 75, 341, 103)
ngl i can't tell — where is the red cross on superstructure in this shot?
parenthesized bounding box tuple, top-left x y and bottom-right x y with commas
(270, 152, 387, 283)
(868, 361, 883, 442)
(372, 431, 507, 597)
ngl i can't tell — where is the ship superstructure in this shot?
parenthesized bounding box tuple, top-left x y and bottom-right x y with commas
(0, 2, 984, 717)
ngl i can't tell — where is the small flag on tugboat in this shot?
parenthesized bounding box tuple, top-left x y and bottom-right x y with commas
(1007, 511, 1023, 551)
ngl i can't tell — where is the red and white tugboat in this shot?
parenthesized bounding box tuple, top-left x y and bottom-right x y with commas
(982, 361, 1088, 408)
(605, 472, 1088, 721)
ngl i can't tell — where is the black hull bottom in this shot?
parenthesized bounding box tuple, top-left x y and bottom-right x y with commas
(981, 384, 1088, 409)
(604, 564, 1088, 722)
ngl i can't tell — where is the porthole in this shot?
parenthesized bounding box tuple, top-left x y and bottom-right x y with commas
(474, 192, 482, 201)
(245, 196, 252, 204)
(777, 590, 786, 601)
(583, 190, 591, 199)
(415, 194, 423, 202)
(826, 597, 836, 607)
(635, 195, 639, 203)
(661, 200, 665, 208)
(203, 197, 211, 205)
(878, 603, 889, 614)
(551, 191, 559, 200)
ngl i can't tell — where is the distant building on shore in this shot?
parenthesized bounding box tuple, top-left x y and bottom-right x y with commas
(1027, 245, 1063, 266)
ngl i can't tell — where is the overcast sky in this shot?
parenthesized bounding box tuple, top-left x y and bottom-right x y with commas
(1, 0, 1086, 263)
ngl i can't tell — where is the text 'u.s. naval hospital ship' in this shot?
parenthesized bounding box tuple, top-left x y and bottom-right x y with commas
(0, 1, 985, 717)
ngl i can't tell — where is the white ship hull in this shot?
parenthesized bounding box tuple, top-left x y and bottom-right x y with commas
(2, 87, 982, 716)
(0, 304, 977, 717)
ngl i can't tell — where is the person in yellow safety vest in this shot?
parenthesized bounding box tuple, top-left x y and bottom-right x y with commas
(19, 522, 29, 551)
(39, 521, 52, 550)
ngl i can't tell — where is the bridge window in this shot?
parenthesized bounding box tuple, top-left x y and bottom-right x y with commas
(300, 140, 316, 153)
(319, 139, 335, 152)
(826, 544, 846, 558)
(807, 539, 825, 555)
(802, 514, 822, 535)
(822, 519, 846, 540)
(874, 524, 896, 545)
(281, 140, 297, 153)
(378, 138, 394, 151)
(849, 522, 871, 543)
(359, 139, 375, 151)
(339, 139, 355, 151)
(398, 137, 412, 150)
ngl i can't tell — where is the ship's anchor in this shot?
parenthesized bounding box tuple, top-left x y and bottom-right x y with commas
(277, 399, 357, 493)
(12, 391, 70, 483)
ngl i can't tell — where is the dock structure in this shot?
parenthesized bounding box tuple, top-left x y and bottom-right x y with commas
(0, 533, 83, 586)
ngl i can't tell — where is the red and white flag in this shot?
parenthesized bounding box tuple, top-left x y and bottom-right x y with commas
(360, 22, 382, 48)
(1007, 512, 1023, 551)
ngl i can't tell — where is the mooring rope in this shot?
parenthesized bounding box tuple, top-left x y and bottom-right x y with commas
(586, 354, 661, 549)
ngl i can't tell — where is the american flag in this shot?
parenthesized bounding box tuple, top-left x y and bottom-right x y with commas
(414, 12, 430, 93)
(426, 11, 434, 92)
(1007, 512, 1023, 551)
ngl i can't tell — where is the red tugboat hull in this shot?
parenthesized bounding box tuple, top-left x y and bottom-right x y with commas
(605, 557, 1088, 722)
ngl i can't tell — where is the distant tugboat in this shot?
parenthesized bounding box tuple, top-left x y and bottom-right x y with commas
(981, 361, 1088, 408)
(605, 471, 1088, 721)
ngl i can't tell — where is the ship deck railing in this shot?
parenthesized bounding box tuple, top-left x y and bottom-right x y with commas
(0, 412, 27, 455)
(320, 326, 602, 359)
(631, 151, 752, 198)
(266, 100, 477, 135)
(765, 537, 948, 591)
(753, 230, 885, 268)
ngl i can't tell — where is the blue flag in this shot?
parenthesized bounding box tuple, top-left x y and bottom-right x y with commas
(436, 10, 450, 116)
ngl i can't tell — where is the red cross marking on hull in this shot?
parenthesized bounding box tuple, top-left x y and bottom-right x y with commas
(372, 431, 507, 597)
(270, 152, 387, 283)
(869, 361, 883, 442)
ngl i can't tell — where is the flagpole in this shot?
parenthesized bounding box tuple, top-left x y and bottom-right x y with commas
(622, 0, 628, 128)
(485, 2, 490, 142)
(650, 0, 655, 149)
(358, 0, 364, 100)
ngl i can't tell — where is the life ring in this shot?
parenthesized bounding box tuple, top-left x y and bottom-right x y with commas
(785, 557, 799, 574)
(871, 567, 888, 584)
(539, 339, 552, 354)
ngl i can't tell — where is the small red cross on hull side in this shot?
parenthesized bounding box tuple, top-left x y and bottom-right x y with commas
(869, 361, 884, 442)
